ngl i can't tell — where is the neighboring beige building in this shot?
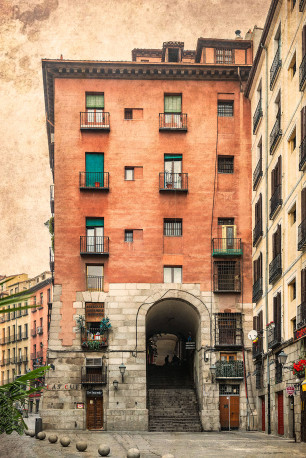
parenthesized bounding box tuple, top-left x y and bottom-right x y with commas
(245, 0, 306, 442)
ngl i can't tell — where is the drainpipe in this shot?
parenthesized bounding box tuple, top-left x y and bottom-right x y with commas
(261, 42, 271, 435)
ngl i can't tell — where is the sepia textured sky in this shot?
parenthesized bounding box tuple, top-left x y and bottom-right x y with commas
(0, 0, 269, 277)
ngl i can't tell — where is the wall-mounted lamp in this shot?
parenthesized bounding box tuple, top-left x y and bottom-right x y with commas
(119, 363, 126, 382)
(277, 351, 288, 366)
(113, 380, 119, 390)
(210, 364, 216, 383)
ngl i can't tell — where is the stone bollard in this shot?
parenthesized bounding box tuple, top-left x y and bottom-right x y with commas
(28, 430, 35, 437)
(76, 441, 87, 452)
(48, 434, 58, 443)
(60, 436, 71, 447)
(127, 449, 140, 458)
(36, 431, 46, 440)
(24, 429, 30, 436)
(98, 445, 111, 456)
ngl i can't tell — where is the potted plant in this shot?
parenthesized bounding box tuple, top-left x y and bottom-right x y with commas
(293, 359, 306, 378)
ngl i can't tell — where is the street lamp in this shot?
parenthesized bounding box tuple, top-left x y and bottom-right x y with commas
(277, 350, 288, 366)
(119, 363, 126, 382)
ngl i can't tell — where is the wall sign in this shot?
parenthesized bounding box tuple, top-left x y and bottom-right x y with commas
(86, 389, 103, 397)
(76, 403, 84, 409)
(294, 326, 306, 341)
(286, 386, 295, 396)
(46, 384, 81, 390)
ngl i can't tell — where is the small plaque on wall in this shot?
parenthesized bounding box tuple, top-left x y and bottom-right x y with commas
(76, 403, 84, 409)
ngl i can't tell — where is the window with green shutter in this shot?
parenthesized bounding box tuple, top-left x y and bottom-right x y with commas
(86, 94, 104, 109)
(164, 95, 182, 113)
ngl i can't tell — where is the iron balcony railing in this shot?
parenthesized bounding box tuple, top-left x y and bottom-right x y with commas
(299, 136, 306, 171)
(275, 360, 283, 384)
(37, 350, 43, 358)
(253, 99, 263, 134)
(159, 113, 187, 131)
(0, 338, 5, 345)
(80, 112, 110, 131)
(253, 157, 263, 190)
(81, 328, 108, 350)
(79, 172, 109, 190)
(49, 247, 54, 273)
(80, 236, 109, 255)
(86, 275, 104, 292)
(297, 301, 306, 330)
(253, 220, 263, 246)
(252, 333, 264, 359)
(252, 277, 263, 303)
(31, 328, 37, 337)
(22, 355, 28, 363)
(270, 112, 282, 154)
(298, 218, 306, 251)
(22, 332, 28, 340)
(81, 366, 107, 384)
(215, 360, 244, 379)
(30, 353, 37, 360)
(270, 48, 281, 90)
(300, 0, 306, 13)
(212, 238, 242, 256)
(269, 185, 282, 219)
(159, 172, 188, 192)
(269, 253, 282, 284)
(10, 357, 17, 364)
(215, 313, 243, 347)
(268, 325, 281, 349)
(299, 53, 306, 91)
(50, 185, 54, 214)
(16, 333, 22, 342)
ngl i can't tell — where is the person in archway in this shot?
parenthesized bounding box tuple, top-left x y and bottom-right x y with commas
(164, 355, 169, 365)
(187, 331, 192, 342)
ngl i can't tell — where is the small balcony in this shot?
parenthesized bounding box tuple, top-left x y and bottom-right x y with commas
(30, 353, 37, 361)
(269, 253, 282, 284)
(214, 313, 243, 348)
(299, 136, 306, 171)
(22, 332, 28, 340)
(269, 185, 282, 219)
(297, 301, 306, 330)
(10, 357, 17, 364)
(270, 113, 282, 154)
(86, 275, 104, 292)
(212, 238, 242, 256)
(50, 185, 54, 214)
(79, 172, 109, 191)
(252, 277, 263, 303)
(16, 333, 22, 342)
(300, 0, 306, 13)
(37, 350, 43, 358)
(253, 157, 263, 190)
(300, 53, 306, 91)
(215, 360, 244, 379)
(253, 220, 263, 246)
(270, 48, 281, 90)
(159, 172, 188, 192)
(81, 328, 108, 351)
(80, 236, 109, 256)
(80, 112, 110, 131)
(159, 113, 187, 131)
(81, 366, 107, 385)
(298, 218, 306, 251)
(49, 247, 54, 273)
(268, 325, 281, 349)
(31, 328, 37, 337)
(253, 99, 263, 134)
(252, 333, 263, 359)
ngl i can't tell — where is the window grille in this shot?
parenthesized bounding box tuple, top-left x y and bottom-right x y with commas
(216, 48, 233, 64)
(218, 156, 234, 174)
(164, 219, 182, 236)
(124, 109, 133, 120)
(215, 313, 243, 346)
(218, 101, 234, 117)
(125, 230, 133, 242)
(219, 384, 240, 395)
(214, 261, 241, 292)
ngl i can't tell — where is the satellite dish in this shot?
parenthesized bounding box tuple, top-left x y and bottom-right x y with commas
(248, 330, 258, 341)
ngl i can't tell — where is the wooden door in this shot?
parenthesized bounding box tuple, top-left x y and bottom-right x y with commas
(87, 397, 103, 430)
(301, 389, 306, 442)
(219, 395, 239, 430)
(277, 391, 284, 435)
(261, 396, 265, 432)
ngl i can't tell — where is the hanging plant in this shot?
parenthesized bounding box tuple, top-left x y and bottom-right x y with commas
(293, 359, 306, 377)
(75, 315, 85, 331)
(87, 340, 101, 351)
(100, 317, 111, 335)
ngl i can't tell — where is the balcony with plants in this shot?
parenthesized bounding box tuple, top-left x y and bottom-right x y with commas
(77, 315, 111, 351)
(159, 172, 188, 192)
(79, 172, 109, 191)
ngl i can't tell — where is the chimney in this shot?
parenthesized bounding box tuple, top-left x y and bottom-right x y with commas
(235, 30, 242, 40)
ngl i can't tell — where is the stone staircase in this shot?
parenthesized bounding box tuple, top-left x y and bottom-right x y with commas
(147, 365, 202, 432)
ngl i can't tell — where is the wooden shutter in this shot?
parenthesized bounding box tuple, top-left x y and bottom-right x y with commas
(277, 224, 282, 255)
(253, 259, 257, 283)
(272, 231, 276, 258)
(277, 156, 282, 187)
(302, 187, 306, 222)
(302, 268, 306, 303)
(271, 168, 275, 195)
(258, 252, 262, 278)
(277, 292, 282, 337)
(303, 25, 306, 59)
(301, 107, 306, 142)
(258, 310, 263, 332)
(258, 194, 262, 227)
(253, 315, 258, 332)
(273, 295, 278, 322)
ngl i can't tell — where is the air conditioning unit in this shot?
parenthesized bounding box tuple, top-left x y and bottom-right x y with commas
(37, 327, 43, 335)
(85, 357, 102, 367)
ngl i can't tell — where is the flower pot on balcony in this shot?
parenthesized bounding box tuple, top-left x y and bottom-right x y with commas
(95, 182, 100, 187)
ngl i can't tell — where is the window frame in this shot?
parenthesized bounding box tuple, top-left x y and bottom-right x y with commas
(163, 219, 183, 237)
(217, 101, 234, 117)
(163, 266, 182, 283)
(218, 156, 234, 174)
(124, 230, 133, 242)
(125, 167, 134, 181)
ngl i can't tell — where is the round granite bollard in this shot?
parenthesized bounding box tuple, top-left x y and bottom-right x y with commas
(37, 432, 46, 440)
(98, 445, 111, 456)
(127, 449, 140, 458)
(28, 430, 35, 437)
(60, 436, 71, 447)
(24, 429, 30, 436)
(48, 434, 58, 443)
(76, 441, 87, 452)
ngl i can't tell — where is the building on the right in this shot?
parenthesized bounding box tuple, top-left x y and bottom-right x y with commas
(245, 0, 306, 442)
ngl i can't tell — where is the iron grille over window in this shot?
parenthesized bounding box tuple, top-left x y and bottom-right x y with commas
(218, 156, 234, 174)
(125, 230, 133, 242)
(215, 313, 242, 347)
(164, 219, 182, 236)
(255, 363, 263, 389)
(219, 384, 240, 395)
(213, 261, 241, 292)
(218, 101, 234, 117)
(216, 48, 233, 64)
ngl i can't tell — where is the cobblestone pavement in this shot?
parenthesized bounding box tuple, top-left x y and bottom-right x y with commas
(1, 422, 306, 458)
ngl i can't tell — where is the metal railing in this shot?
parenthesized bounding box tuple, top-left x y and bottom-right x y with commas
(80, 236, 109, 255)
(253, 333, 263, 359)
(86, 276, 104, 292)
(31, 328, 37, 337)
(36, 350, 43, 358)
(159, 172, 188, 191)
(30, 353, 37, 360)
(50, 185, 54, 214)
(79, 172, 109, 190)
(270, 112, 282, 153)
(300, 0, 306, 12)
(270, 48, 281, 89)
(213, 262, 241, 293)
(253, 99, 263, 134)
(269, 253, 282, 284)
(269, 184, 282, 219)
(80, 112, 110, 130)
(81, 328, 108, 350)
(215, 360, 244, 378)
(253, 220, 263, 246)
(81, 366, 107, 384)
(214, 313, 243, 347)
(268, 325, 281, 349)
(253, 157, 263, 190)
(298, 218, 306, 251)
(297, 301, 306, 329)
(252, 277, 263, 303)
(159, 113, 187, 131)
(299, 136, 306, 170)
(212, 238, 242, 256)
